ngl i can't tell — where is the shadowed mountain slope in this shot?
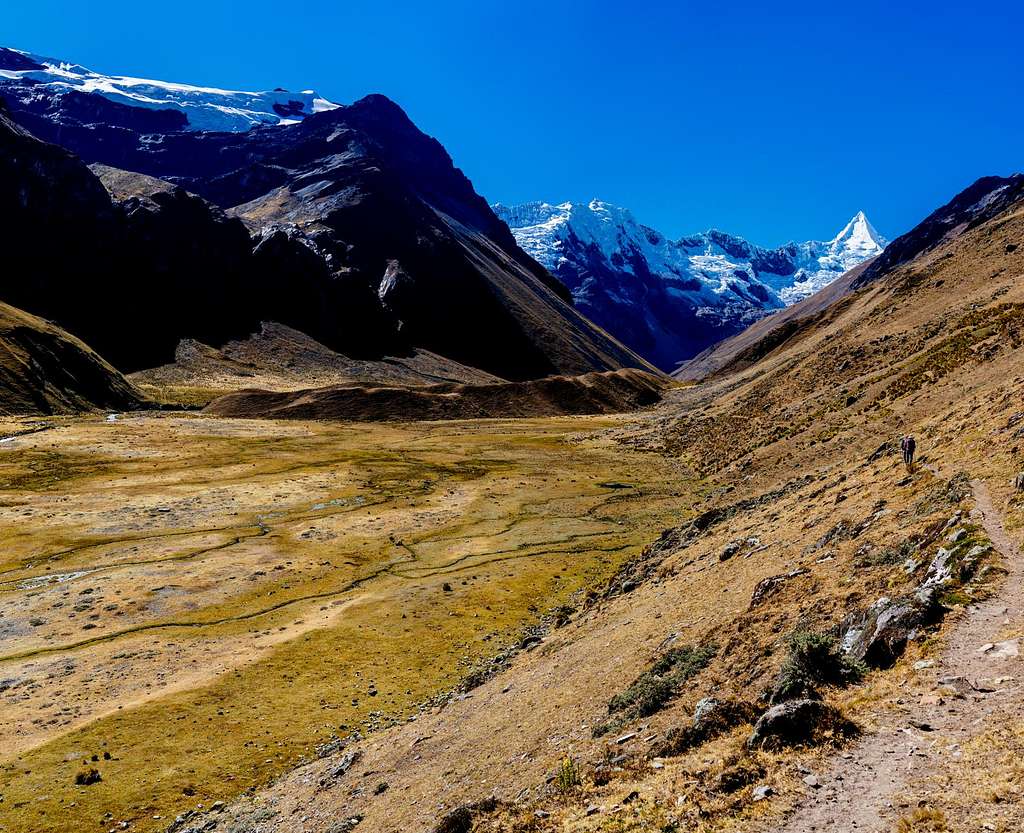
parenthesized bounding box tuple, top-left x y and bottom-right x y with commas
(0, 74, 653, 381)
(0, 301, 140, 415)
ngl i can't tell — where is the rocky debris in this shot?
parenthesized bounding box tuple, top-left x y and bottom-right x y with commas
(749, 569, 809, 608)
(841, 519, 991, 668)
(868, 439, 897, 462)
(652, 697, 759, 757)
(1015, 472, 1024, 492)
(327, 815, 363, 832)
(752, 784, 775, 801)
(601, 477, 812, 601)
(597, 525, 688, 600)
(432, 797, 499, 833)
(719, 537, 762, 561)
(318, 750, 363, 790)
(936, 675, 980, 696)
(978, 639, 1020, 659)
(747, 699, 857, 750)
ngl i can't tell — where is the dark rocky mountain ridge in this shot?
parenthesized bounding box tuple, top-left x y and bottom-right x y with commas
(0, 74, 650, 382)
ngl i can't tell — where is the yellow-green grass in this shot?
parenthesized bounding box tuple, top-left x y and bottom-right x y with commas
(0, 413, 698, 833)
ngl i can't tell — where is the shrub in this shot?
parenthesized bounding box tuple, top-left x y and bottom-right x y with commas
(772, 630, 865, 703)
(595, 643, 717, 736)
(74, 768, 101, 786)
(555, 756, 582, 795)
(896, 807, 949, 832)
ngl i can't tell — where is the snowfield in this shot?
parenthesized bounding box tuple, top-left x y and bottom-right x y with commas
(0, 47, 339, 132)
(493, 199, 887, 368)
(494, 199, 887, 310)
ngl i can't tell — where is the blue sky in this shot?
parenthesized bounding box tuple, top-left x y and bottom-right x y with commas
(6, 1, 1023, 245)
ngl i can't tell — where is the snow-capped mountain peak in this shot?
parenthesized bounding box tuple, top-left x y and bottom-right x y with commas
(829, 210, 887, 254)
(494, 199, 887, 370)
(0, 47, 339, 132)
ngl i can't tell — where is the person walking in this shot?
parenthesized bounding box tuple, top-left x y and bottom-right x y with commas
(900, 435, 916, 470)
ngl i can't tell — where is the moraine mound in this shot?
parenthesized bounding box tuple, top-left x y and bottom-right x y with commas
(203, 368, 671, 422)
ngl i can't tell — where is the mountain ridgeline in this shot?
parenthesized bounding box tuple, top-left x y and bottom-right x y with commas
(493, 201, 886, 370)
(0, 47, 652, 388)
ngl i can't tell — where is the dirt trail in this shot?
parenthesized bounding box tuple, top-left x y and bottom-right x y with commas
(766, 478, 1023, 833)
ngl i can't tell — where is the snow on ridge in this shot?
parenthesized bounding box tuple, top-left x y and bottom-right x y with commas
(494, 198, 887, 308)
(0, 46, 340, 132)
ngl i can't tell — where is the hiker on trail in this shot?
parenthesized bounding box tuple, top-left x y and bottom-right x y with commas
(900, 435, 916, 470)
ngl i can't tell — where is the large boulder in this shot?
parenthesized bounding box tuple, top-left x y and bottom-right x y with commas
(839, 591, 939, 669)
(652, 697, 759, 757)
(747, 699, 856, 750)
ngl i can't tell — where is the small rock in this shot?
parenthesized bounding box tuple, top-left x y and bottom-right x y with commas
(752, 785, 774, 801)
(803, 774, 820, 788)
(615, 732, 637, 745)
(913, 660, 935, 670)
(985, 640, 1020, 659)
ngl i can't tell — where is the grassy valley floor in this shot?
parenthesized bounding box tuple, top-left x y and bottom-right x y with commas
(0, 412, 698, 833)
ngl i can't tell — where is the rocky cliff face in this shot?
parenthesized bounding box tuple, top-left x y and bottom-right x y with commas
(494, 200, 886, 370)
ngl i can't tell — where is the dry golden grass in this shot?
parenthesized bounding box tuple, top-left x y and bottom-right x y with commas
(0, 412, 698, 833)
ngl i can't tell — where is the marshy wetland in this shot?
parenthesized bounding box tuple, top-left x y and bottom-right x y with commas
(0, 412, 697, 833)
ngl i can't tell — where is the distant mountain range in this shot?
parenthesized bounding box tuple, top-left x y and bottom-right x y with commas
(0, 43, 888, 400)
(493, 201, 886, 370)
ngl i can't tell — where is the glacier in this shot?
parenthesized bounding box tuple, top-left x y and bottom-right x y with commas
(493, 200, 886, 370)
(0, 47, 338, 132)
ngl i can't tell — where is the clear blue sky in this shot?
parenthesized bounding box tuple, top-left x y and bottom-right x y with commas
(6, 1, 1023, 245)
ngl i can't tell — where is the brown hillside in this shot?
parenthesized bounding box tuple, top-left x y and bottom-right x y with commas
(203, 368, 671, 422)
(0, 301, 141, 415)
(185, 177, 1024, 833)
(130, 322, 503, 405)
